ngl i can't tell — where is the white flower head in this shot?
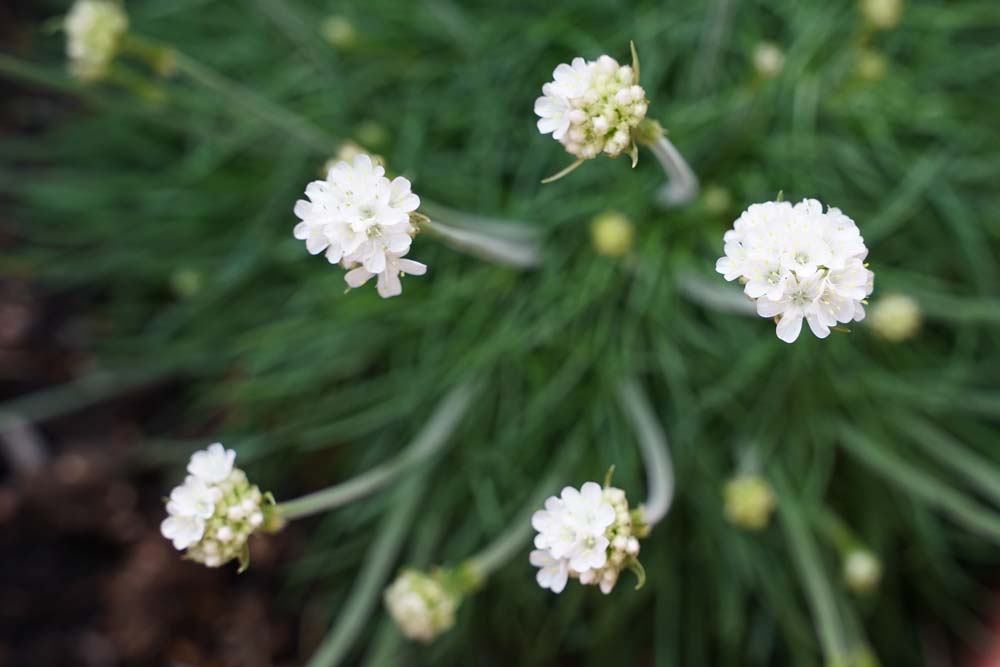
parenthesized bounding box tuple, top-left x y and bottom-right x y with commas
(535, 50, 649, 161)
(187, 442, 236, 483)
(293, 154, 425, 298)
(161, 443, 273, 570)
(384, 569, 460, 642)
(64, 0, 128, 82)
(530, 479, 646, 595)
(716, 198, 874, 343)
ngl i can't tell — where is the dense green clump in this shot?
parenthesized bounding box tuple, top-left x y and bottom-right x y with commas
(3, 0, 1000, 665)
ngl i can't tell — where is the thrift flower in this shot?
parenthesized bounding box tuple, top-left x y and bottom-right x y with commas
(752, 42, 785, 78)
(160, 443, 274, 569)
(535, 52, 648, 161)
(715, 198, 874, 343)
(590, 211, 635, 257)
(64, 0, 128, 82)
(531, 481, 645, 595)
(844, 549, 882, 593)
(723, 475, 777, 531)
(384, 569, 460, 642)
(293, 154, 426, 298)
(869, 293, 921, 341)
(860, 0, 904, 30)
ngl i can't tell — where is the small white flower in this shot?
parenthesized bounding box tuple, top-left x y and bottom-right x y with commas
(293, 154, 425, 298)
(344, 253, 427, 299)
(535, 53, 648, 160)
(187, 442, 236, 483)
(64, 0, 128, 82)
(162, 444, 271, 569)
(167, 475, 216, 519)
(716, 198, 874, 343)
(160, 514, 205, 550)
(531, 479, 645, 595)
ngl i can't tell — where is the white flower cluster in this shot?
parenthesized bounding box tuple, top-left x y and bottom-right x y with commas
(535, 55, 648, 160)
(160, 443, 268, 568)
(716, 199, 875, 343)
(65, 0, 128, 82)
(293, 154, 427, 298)
(530, 481, 641, 595)
(384, 569, 460, 642)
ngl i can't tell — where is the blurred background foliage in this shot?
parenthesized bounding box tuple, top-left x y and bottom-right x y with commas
(3, 0, 1000, 664)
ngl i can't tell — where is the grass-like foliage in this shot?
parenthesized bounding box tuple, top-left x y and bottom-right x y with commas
(3, 0, 1000, 664)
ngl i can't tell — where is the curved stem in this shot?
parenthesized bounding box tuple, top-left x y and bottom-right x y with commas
(468, 516, 533, 579)
(276, 381, 477, 521)
(616, 378, 675, 526)
(466, 462, 566, 579)
(644, 134, 699, 208)
(164, 44, 337, 152)
(421, 219, 542, 269)
(306, 471, 431, 667)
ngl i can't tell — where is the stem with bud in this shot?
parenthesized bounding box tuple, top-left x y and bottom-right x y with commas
(616, 377, 675, 527)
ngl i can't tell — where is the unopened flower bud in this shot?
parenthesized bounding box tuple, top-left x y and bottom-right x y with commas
(869, 293, 921, 342)
(723, 475, 777, 531)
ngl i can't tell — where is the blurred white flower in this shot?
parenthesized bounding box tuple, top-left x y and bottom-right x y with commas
(384, 569, 460, 642)
(187, 442, 236, 483)
(64, 0, 128, 82)
(161, 443, 272, 569)
(535, 54, 648, 160)
(167, 475, 216, 519)
(869, 293, 921, 341)
(752, 42, 785, 78)
(860, 0, 904, 30)
(716, 199, 874, 343)
(844, 549, 882, 593)
(160, 513, 204, 550)
(531, 480, 644, 594)
(293, 154, 425, 298)
(529, 549, 570, 593)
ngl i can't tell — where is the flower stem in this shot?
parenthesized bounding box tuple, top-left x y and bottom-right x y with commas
(771, 467, 854, 663)
(640, 130, 699, 208)
(465, 463, 566, 580)
(276, 381, 477, 522)
(420, 219, 542, 269)
(305, 471, 432, 667)
(132, 34, 337, 153)
(616, 378, 675, 526)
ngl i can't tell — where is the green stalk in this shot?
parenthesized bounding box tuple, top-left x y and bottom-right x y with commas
(466, 462, 569, 580)
(616, 378, 675, 526)
(276, 382, 477, 521)
(839, 425, 1000, 544)
(895, 413, 1000, 507)
(165, 45, 336, 153)
(305, 471, 431, 667)
(771, 468, 853, 663)
(636, 121, 699, 208)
